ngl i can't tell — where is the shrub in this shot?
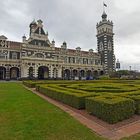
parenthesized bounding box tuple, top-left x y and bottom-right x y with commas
(23, 81, 35, 88)
(23, 81, 45, 88)
(85, 95, 135, 124)
(37, 85, 99, 109)
(99, 75, 110, 80)
(119, 93, 140, 114)
(24, 80, 131, 88)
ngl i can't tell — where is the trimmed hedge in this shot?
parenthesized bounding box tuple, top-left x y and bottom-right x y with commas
(23, 81, 44, 88)
(23, 79, 140, 88)
(37, 85, 99, 109)
(23, 81, 34, 88)
(86, 95, 135, 124)
(66, 83, 138, 93)
(119, 93, 140, 114)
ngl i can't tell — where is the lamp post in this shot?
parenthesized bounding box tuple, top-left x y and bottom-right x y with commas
(129, 66, 131, 71)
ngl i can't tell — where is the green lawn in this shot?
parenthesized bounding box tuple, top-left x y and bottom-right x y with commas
(0, 82, 106, 140)
(122, 134, 140, 140)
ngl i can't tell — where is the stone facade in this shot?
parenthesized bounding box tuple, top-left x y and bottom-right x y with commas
(0, 12, 115, 80)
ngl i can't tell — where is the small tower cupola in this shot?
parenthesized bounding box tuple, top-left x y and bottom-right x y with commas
(22, 34, 26, 42)
(52, 39, 55, 47)
(76, 47, 81, 51)
(61, 41, 67, 49)
(102, 11, 107, 21)
(29, 20, 37, 28)
(89, 49, 94, 53)
(63, 41, 67, 46)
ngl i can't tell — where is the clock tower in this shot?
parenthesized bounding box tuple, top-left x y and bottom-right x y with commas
(96, 11, 115, 74)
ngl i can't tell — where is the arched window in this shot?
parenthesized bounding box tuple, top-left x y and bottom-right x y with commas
(99, 42, 104, 51)
(108, 41, 112, 51)
(29, 67, 34, 79)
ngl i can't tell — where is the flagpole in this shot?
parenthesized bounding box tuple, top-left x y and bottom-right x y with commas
(103, 1, 105, 12)
(103, 1, 107, 13)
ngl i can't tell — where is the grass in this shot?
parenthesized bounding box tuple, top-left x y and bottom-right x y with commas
(122, 133, 140, 140)
(0, 82, 106, 140)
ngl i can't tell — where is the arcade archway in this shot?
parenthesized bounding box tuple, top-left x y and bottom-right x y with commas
(73, 69, 78, 79)
(86, 70, 92, 80)
(64, 69, 71, 80)
(38, 66, 49, 79)
(0, 67, 6, 80)
(10, 67, 19, 80)
(29, 67, 34, 79)
(80, 70, 85, 78)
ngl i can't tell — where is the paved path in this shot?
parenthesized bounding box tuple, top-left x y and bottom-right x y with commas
(24, 86, 140, 140)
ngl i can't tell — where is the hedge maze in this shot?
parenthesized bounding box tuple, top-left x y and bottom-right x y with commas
(23, 80, 140, 124)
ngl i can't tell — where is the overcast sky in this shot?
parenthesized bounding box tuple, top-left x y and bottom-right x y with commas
(0, 0, 140, 70)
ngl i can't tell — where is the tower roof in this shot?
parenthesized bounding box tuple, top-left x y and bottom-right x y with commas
(29, 20, 37, 27)
(0, 35, 7, 40)
(102, 11, 107, 20)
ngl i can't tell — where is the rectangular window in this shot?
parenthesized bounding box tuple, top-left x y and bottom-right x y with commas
(68, 57, 71, 63)
(0, 54, 5, 59)
(12, 52, 17, 59)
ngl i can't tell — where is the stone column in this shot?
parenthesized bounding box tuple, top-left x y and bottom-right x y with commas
(21, 64, 28, 79)
(70, 67, 73, 80)
(58, 67, 62, 79)
(34, 65, 38, 79)
(49, 65, 53, 79)
(18, 66, 21, 79)
(6, 66, 10, 80)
